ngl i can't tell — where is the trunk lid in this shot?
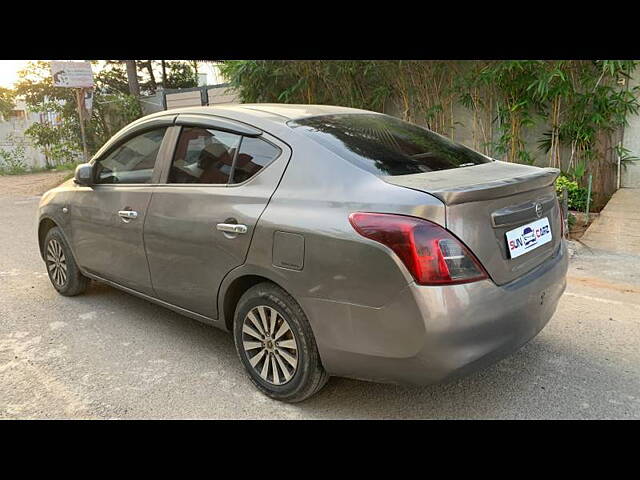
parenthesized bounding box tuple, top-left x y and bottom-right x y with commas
(384, 161, 562, 285)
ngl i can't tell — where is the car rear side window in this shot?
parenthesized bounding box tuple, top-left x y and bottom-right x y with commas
(95, 128, 167, 184)
(288, 113, 492, 176)
(231, 137, 281, 184)
(169, 127, 241, 184)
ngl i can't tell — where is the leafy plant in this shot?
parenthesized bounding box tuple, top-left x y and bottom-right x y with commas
(0, 86, 15, 119)
(52, 161, 80, 171)
(24, 119, 79, 167)
(474, 60, 543, 164)
(15, 61, 144, 164)
(220, 60, 394, 111)
(568, 160, 587, 181)
(615, 144, 640, 169)
(163, 61, 199, 89)
(0, 141, 27, 175)
(556, 174, 591, 211)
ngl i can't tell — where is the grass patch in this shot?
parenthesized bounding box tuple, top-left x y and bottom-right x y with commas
(52, 162, 80, 172)
(0, 162, 79, 176)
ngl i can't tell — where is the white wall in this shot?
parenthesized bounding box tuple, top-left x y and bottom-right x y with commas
(622, 69, 640, 188)
(0, 99, 48, 169)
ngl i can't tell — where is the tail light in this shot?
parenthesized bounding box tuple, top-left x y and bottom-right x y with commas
(349, 212, 488, 286)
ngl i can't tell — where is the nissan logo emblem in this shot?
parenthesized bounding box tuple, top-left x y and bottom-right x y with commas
(534, 203, 543, 218)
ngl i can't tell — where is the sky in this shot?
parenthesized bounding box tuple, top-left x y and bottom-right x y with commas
(0, 60, 224, 89)
(0, 60, 30, 88)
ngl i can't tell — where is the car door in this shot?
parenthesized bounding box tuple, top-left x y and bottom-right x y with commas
(143, 117, 291, 318)
(69, 126, 175, 296)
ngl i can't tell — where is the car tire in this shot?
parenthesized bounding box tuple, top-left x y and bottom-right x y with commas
(44, 227, 89, 296)
(233, 282, 328, 402)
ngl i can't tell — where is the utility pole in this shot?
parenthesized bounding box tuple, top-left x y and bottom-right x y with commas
(75, 88, 89, 162)
(161, 60, 167, 88)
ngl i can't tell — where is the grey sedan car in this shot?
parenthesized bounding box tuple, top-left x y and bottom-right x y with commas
(37, 104, 568, 402)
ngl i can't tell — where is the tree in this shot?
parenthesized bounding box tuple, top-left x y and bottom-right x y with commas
(163, 61, 199, 89)
(125, 60, 140, 96)
(141, 60, 157, 92)
(11, 60, 202, 168)
(161, 60, 167, 87)
(0, 87, 15, 119)
(14, 61, 143, 166)
(94, 63, 130, 95)
(115, 60, 201, 93)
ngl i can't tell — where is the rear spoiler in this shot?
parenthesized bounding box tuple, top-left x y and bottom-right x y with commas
(383, 162, 560, 206)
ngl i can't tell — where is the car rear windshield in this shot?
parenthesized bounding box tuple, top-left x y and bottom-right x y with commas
(288, 113, 492, 176)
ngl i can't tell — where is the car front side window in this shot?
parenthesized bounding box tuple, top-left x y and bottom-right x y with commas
(95, 128, 167, 184)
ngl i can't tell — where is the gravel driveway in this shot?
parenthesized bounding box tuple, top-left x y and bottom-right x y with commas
(0, 171, 71, 197)
(1, 172, 639, 419)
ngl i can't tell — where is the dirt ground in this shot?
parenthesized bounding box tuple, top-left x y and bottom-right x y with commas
(0, 171, 71, 197)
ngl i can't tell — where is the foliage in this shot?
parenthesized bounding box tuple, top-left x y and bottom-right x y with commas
(86, 91, 142, 149)
(0, 86, 15, 119)
(4, 60, 638, 203)
(221, 60, 640, 206)
(103, 60, 199, 94)
(556, 174, 591, 212)
(0, 137, 27, 175)
(14, 61, 83, 166)
(457, 60, 640, 175)
(7, 60, 201, 171)
(51, 161, 81, 171)
(94, 64, 131, 95)
(163, 61, 199, 89)
(1, 60, 199, 172)
(220, 60, 393, 111)
(14, 61, 144, 164)
(380, 61, 460, 136)
(24, 120, 79, 166)
(615, 144, 640, 170)
(472, 60, 543, 164)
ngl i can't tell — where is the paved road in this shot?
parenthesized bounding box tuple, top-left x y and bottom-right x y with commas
(1, 182, 639, 419)
(582, 188, 640, 255)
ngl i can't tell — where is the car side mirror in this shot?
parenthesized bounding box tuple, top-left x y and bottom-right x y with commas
(74, 163, 94, 186)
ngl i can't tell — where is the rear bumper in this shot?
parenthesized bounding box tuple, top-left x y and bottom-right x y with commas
(306, 240, 568, 385)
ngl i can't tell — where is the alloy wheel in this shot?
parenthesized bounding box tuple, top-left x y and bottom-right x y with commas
(241, 306, 298, 385)
(46, 239, 67, 287)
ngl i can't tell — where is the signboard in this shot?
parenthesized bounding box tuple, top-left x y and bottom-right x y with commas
(50, 61, 94, 88)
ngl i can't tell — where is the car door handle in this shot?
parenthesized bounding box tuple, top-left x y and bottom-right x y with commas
(118, 210, 139, 220)
(216, 223, 248, 234)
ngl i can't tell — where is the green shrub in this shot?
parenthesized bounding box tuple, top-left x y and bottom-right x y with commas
(0, 143, 27, 175)
(555, 175, 591, 211)
(52, 161, 80, 172)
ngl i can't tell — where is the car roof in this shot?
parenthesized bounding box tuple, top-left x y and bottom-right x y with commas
(138, 103, 375, 129)
(95, 104, 378, 162)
